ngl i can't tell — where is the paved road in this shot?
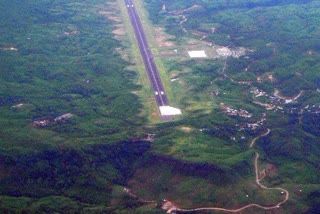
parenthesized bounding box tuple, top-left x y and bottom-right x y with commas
(124, 0, 173, 120)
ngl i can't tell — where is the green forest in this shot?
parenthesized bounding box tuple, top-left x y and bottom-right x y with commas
(0, 0, 146, 150)
(0, 0, 151, 212)
(0, 0, 319, 213)
(144, 0, 320, 212)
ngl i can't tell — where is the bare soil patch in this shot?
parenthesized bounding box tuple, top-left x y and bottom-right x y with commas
(99, 11, 122, 22)
(266, 163, 278, 178)
(112, 27, 125, 36)
(179, 126, 193, 133)
(98, 2, 125, 40)
(155, 27, 175, 48)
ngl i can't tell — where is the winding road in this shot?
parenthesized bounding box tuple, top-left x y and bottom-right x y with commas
(274, 89, 304, 103)
(123, 129, 290, 213)
(171, 129, 290, 213)
(249, 128, 270, 148)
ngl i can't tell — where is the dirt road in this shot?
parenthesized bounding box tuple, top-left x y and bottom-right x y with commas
(123, 129, 290, 213)
(171, 129, 289, 213)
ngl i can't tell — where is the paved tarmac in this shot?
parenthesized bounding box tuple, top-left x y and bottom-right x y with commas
(125, 0, 173, 120)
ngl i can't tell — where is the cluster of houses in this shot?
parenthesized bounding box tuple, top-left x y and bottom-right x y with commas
(221, 104, 252, 118)
(216, 47, 244, 58)
(32, 113, 73, 128)
(237, 113, 267, 131)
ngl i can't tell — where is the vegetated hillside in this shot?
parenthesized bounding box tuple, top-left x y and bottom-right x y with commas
(1, 0, 320, 212)
(146, 0, 320, 95)
(0, 0, 252, 212)
(0, 0, 153, 212)
(0, 141, 153, 213)
(0, 0, 145, 151)
(144, 0, 320, 212)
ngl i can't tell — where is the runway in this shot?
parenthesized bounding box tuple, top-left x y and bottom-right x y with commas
(124, 0, 174, 120)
